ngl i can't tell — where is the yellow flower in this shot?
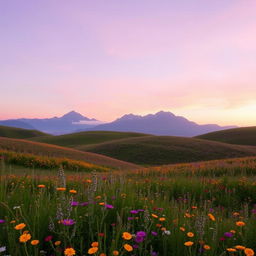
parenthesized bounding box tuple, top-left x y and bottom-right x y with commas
(56, 187, 66, 191)
(19, 233, 31, 243)
(69, 189, 77, 194)
(244, 248, 255, 256)
(91, 242, 99, 247)
(208, 213, 215, 221)
(64, 247, 76, 256)
(236, 221, 245, 227)
(235, 245, 245, 250)
(31, 240, 39, 245)
(15, 223, 26, 230)
(227, 248, 237, 252)
(124, 244, 133, 252)
(203, 245, 211, 250)
(88, 247, 98, 254)
(113, 251, 119, 255)
(184, 241, 194, 247)
(37, 184, 45, 188)
(122, 232, 132, 240)
(55, 241, 61, 246)
(187, 232, 194, 238)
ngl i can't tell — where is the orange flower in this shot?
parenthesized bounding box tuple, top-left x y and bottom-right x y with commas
(244, 248, 255, 256)
(235, 245, 246, 250)
(113, 251, 119, 255)
(203, 245, 210, 250)
(236, 221, 245, 227)
(55, 241, 61, 246)
(14, 223, 26, 230)
(159, 217, 166, 221)
(31, 240, 39, 245)
(122, 232, 132, 240)
(69, 189, 77, 194)
(56, 187, 66, 191)
(208, 213, 215, 221)
(227, 248, 237, 252)
(91, 242, 99, 247)
(184, 241, 194, 247)
(124, 244, 133, 252)
(37, 184, 45, 188)
(151, 214, 158, 218)
(88, 247, 98, 254)
(64, 248, 76, 256)
(19, 233, 31, 243)
(187, 232, 194, 238)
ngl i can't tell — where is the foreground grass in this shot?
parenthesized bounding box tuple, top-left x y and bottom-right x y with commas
(0, 158, 256, 256)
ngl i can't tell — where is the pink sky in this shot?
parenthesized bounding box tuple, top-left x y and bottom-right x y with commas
(1, 0, 256, 126)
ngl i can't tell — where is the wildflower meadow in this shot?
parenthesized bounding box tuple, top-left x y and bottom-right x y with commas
(1, 157, 256, 256)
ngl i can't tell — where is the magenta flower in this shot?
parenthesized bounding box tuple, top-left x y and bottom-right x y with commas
(224, 232, 233, 238)
(0, 219, 5, 224)
(105, 204, 114, 209)
(136, 231, 147, 237)
(130, 210, 138, 214)
(71, 201, 79, 206)
(151, 231, 158, 236)
(44, 235, 53, 242)
(62, 219, 75, 226)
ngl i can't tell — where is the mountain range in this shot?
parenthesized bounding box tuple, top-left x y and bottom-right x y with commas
(0, 111, 235, 136)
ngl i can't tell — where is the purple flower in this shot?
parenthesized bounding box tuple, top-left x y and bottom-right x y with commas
(0, 219, 5, 224)
(224, 232, 233, 238)
(251, 209, 256, 214)
(137, 209, 145, 212)
(133, 244, 139, 249)
(151, 231, 157, 236)
(105, 204, 114, 209)
(130, 210, 138, 214)
(136, 231, 147, 237)
(135, 236, 144, 243)
(62, 219, 75, 226)
(151, 252, 158, 256)
(128, 217, 134, 220)
(80, 202, 89, 206)
(71, 201, 79, 206)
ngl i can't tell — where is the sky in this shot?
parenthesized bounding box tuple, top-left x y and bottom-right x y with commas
(1, 0, 256, 126)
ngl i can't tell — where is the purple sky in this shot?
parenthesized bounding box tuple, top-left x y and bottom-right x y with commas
(1, 0, 256, 126)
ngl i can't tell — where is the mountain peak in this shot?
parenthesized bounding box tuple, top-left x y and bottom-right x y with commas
(61, 111, 90, 121)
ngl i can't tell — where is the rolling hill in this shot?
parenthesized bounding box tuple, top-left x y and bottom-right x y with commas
(0, 125, 49, 139)
(80, 136, 256, 165)
(0, 137, 139, 170)
(32, 131, 149, 147)
(196, 127, 256, 146)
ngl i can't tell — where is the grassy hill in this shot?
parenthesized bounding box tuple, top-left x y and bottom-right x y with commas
(32, 131, 149, 147)
(196, 127, 256, 146)
(81, 136, 256, 165)
(0, 125, 49, 139)
(0, 137, 139, 170)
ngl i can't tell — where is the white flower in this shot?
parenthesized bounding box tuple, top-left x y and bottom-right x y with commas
(163, 230, 171, 235)
(13, 206, 21, 210)
(0, 246, 6, 252)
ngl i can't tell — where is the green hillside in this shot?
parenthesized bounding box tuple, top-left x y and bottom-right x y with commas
(0, 137, 139, 170)
(32, 131, 149, 147)
(0, 125, 49, 139)
(196, 127, 256, 146)
(81, 136, 256, 165)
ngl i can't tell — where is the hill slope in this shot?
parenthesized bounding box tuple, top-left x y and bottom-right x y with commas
(0, 125, 49, 139)
(32, 131, 149, 147)
(196, 127, 256, 146)
(0, 137, 139, 170)
(81, 136, 256, 165)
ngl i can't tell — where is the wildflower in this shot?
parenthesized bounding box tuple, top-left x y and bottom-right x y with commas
(230, 230, 236, 234)
(113, 251, 119, 255)
(0, 219, 5, 224)
(64, 247, 76, 256)
(37, 184, 45, 188)
(56, 187, 66, 191)
(236, 221, 245, 227)
(69, 189, 77, 194)
(105, 204, 114, 209)
(44, 235, 53, 242)
(208, 213, 215, 221)
(235, 245, 246, 250)
(187, 232, 194, 238)
(98, 233, 105, 237)
(159, 217, 166, 222)
(122, 232, 132, 240)
(244, 248, 255, 256)
(136, 231, 147, 237)
(86, 179, 92, 183)
(163, 230, 171, 235)
(124, 244, 133, 252)
(31, 240, 39, 245)
(227, 248, 237, 252)
(151, 231, 158, 236)
(224, 232, 233, 238)
(180, 227, 185, 232)
(14, 223, 26, 230)
(71, 201, 79, 206)
(184, 241, 194, 247)
(62, 219, 75, 226)
(151, 214, 158, 218)
(88, 247, 98, 254)
(55, 241, 61, 246)
(91, 242, 99, 247)
(0, 246, 6, 253)
(100, 254, 106, 256)
(204, 245, 211, 250)
(19, 233, 31, 243)
(10, 220, 16, 224)
(130, 210, 138, 214)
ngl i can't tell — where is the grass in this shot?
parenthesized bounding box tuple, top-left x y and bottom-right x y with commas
(0, 157, 256, 255)
(0, 137, 139, 170)
(81, 136, 256, 165)
(32, 131, 149, 147)
(0, 125, 49, 139)
(196, 127, 256, 146)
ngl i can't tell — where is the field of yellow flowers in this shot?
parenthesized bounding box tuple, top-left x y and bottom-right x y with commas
(1, 157, 256, 256)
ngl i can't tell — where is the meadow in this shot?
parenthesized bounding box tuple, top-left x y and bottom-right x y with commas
(1, 157, 256, 256)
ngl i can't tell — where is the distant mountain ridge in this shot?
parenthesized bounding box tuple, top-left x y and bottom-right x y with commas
(0, 110, 236, 136)
(87, 111, 236, 137)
